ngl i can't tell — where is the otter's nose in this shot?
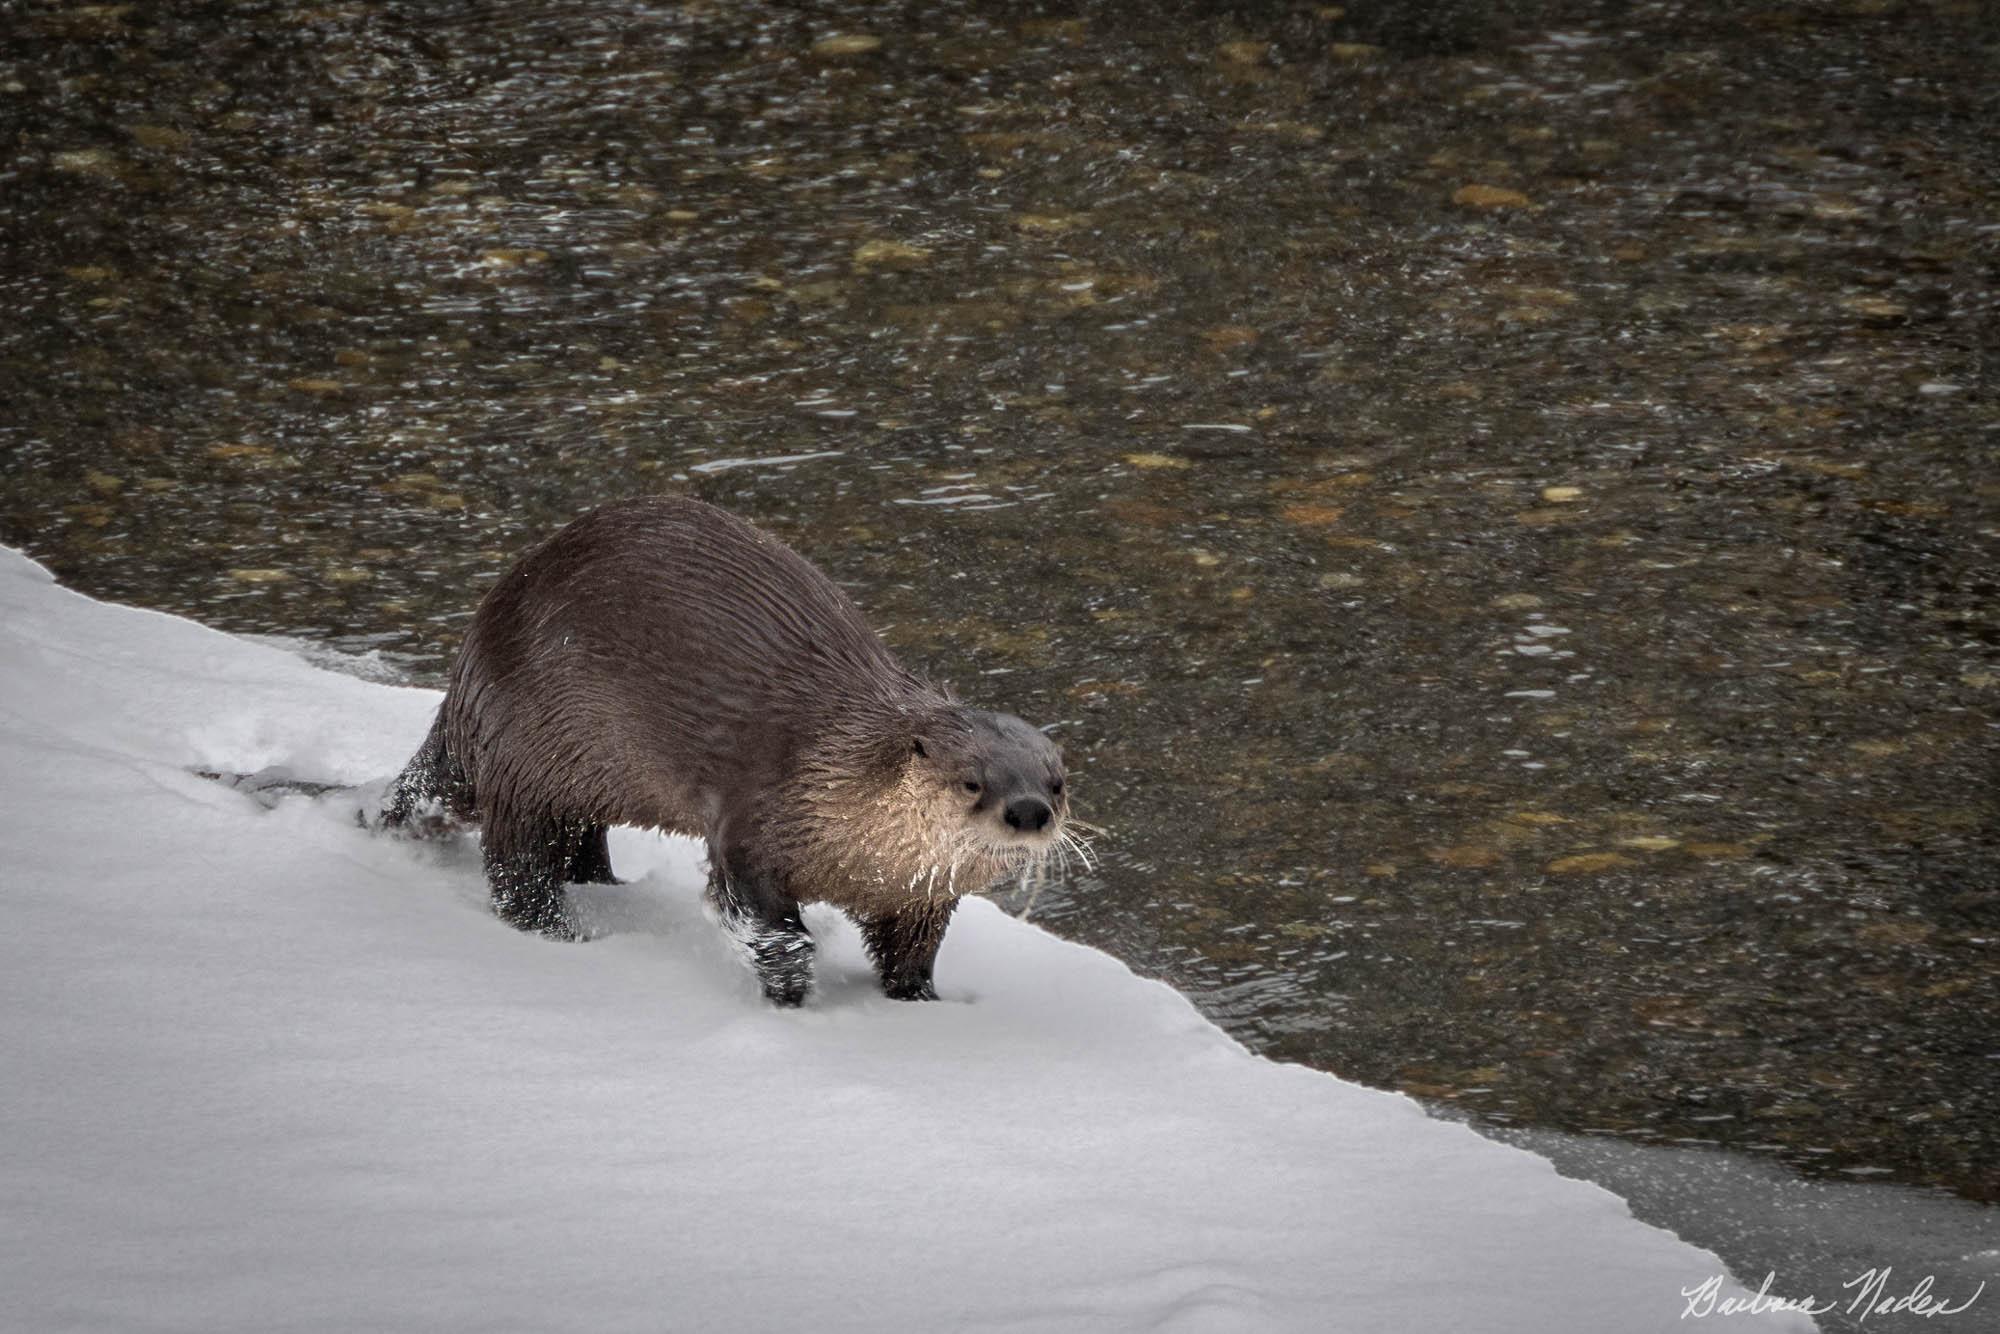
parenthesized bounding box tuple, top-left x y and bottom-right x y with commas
(1004, 796, 1053, 834)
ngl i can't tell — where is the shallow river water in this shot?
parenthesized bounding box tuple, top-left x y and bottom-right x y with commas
(3, 0, 1995, 1265)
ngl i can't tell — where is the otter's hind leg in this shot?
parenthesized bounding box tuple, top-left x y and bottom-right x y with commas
(707, 845, 814, 1007)
(564, 824, 618, 885)
(859, 901, 959, 1001)
(482, 808, 587, 941)
(381, 710, 472, 835)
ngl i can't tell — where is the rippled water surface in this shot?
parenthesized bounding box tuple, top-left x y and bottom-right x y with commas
(3, 0, 1996, 1215)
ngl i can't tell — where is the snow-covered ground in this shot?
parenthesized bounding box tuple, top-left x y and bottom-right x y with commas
(0, 546, 1817, 1333)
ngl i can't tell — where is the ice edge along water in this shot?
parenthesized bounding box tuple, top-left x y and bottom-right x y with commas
(0, 546, 1817, 1334)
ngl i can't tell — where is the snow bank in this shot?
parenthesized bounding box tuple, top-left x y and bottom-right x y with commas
(0, 547, 1816, 1333)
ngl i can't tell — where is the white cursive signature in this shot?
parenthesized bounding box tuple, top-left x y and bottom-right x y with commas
(1681, 1269, 1987, 1321)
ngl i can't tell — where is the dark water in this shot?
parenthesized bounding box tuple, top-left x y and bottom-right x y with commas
(3, 0, 1995, 1241)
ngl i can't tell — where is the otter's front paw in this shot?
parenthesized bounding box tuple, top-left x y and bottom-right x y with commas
(745, 929, 815, 1007)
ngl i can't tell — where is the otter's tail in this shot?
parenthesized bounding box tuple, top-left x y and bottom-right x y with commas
(194, 710, 474, 836)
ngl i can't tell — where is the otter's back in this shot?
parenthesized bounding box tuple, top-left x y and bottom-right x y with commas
(443, 497, 919, 833)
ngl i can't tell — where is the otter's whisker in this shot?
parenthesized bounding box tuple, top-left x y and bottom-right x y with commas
(1062, 826, 1099, 872)
(1016, 863, 1046, 921)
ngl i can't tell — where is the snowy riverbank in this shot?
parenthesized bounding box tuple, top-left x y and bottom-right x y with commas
(0, 547, 1817, 1332)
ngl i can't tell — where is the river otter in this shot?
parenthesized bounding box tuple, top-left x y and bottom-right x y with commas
(381, 496, 1072, 1005)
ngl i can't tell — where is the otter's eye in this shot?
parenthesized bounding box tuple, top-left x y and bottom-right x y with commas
(912, 739, 927, 758)
(1050, 778, 1064, 796)
(963, 780, 982, 794)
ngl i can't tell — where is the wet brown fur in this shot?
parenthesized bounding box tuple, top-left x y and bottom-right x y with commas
(383, 496, 1067, 1003)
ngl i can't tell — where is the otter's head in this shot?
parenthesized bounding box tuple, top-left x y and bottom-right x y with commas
(909, 707, 1067, 858)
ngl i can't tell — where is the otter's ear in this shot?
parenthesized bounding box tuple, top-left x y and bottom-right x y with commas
(911, 737, 928, 759)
